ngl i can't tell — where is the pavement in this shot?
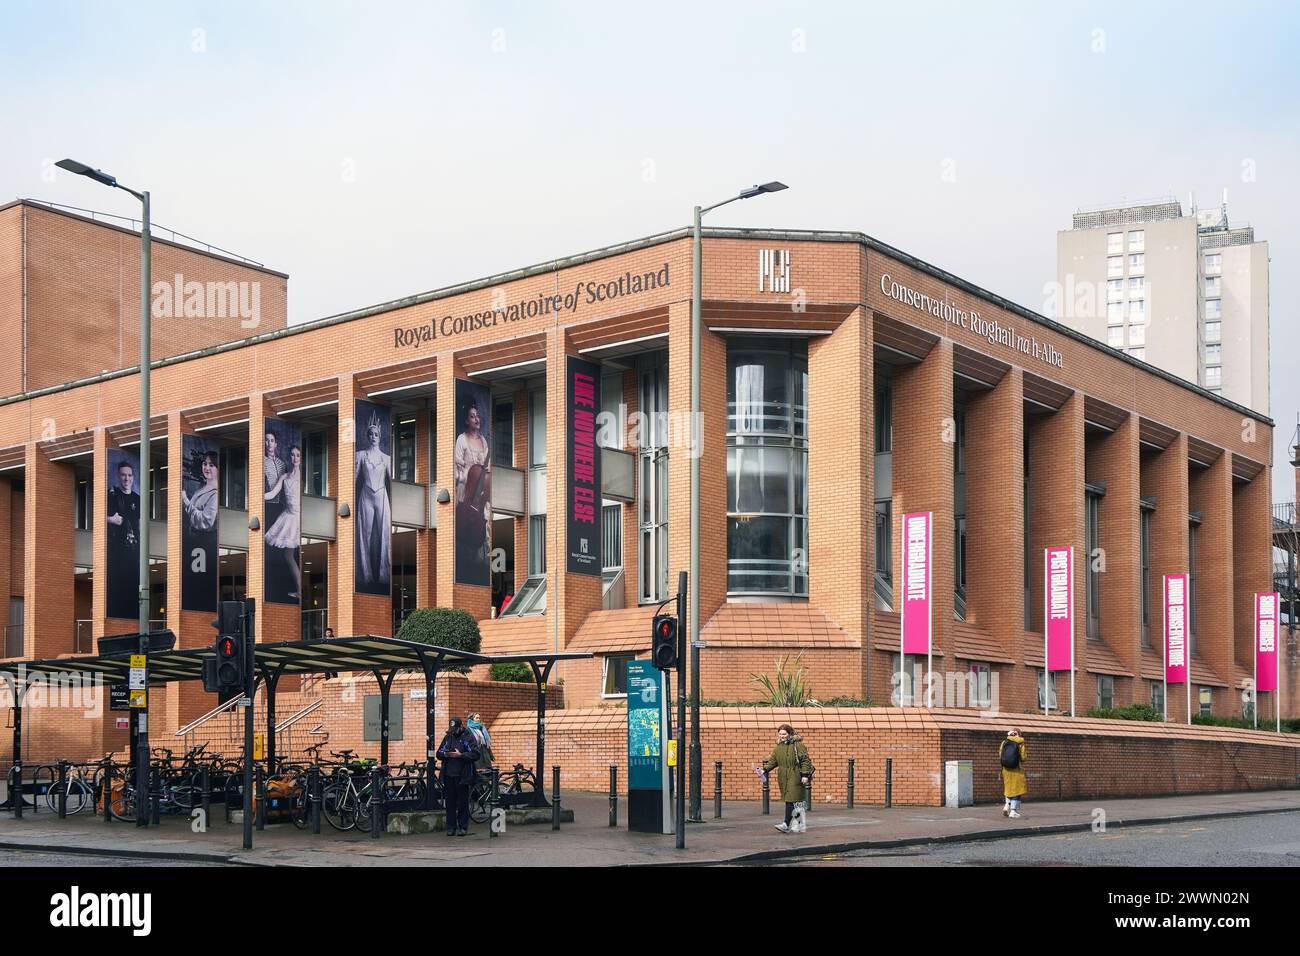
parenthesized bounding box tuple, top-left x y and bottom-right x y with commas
(0, 789, 1296, 866)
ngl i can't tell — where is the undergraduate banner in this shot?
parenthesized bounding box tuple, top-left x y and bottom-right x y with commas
(566, 356, 602, 576)
(1255, 592, 1280, 693)
(1044, 546, 1073, 672)
(900, 512, 932, 656)
(1163, 573, 1189, 685)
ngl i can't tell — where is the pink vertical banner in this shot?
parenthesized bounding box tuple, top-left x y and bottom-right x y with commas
(1255, 592, 1280, 693)
(1163, 573, 1189, 685)
(900, 512, 932, 656)
(1044, 547, 1074, 672)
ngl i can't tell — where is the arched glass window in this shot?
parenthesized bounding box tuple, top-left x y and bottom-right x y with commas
(726, 339, 808, 596)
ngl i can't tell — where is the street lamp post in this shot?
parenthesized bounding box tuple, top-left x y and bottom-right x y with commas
(56, 159, 152, 827)
(689, 181, 787, 822)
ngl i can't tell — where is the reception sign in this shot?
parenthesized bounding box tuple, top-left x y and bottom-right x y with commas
(900, 512, 932, 656)
(1255, 592, 1279, 694)
(1163, 573, 1189, 685)
(1044, 547, 1074, 672)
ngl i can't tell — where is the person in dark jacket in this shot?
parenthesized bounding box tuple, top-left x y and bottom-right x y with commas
(759, 724, 814, 833)
(436, 716, 480, 835)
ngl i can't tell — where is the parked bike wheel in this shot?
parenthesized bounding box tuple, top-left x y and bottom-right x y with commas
(321, 783, 357, 831)
(45, 776, 92, 815)
(289, 784, 311, 830)
(108, 783, 137, 822)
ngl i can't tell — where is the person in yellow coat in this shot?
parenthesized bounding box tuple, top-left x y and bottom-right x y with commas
(999, 729, 1027, 818)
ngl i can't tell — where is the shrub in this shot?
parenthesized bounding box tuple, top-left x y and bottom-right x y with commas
(396, 608, 481, 673)
(490, 662, 533, 683)
(749, 653, 814, 707)
(1191, 713, 1299, 733)
(1086, 703, 1162, 722)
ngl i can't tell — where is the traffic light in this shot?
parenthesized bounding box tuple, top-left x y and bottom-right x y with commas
(651, 614, 679, 671)
(205, 600, 248, 695)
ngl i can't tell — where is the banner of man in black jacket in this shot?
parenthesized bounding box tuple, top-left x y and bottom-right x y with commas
(180, 434, 221, 612)
(105, 448, 142, 620)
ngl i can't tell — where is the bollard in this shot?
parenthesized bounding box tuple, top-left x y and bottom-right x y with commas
(150, 771, 161, 825)
(885, 757, 893, 808)
(102, 763, 113, 824)
(847, 758, 856, 809)
(201, 765, 211, 828)
(57, 763, 68, 820)
(805, 774, 813, 814)
(489, 767, 500, 839)
(255, 765, 266, 831)
(369, 766, 383, 840)
(713, 761, 723, 819)
(12, 764, 21, 820)
(608, 765, 618, 828)
(551, 766, 561, 831)
(761, 772, 770, 815)
(309, 766, 322, 834)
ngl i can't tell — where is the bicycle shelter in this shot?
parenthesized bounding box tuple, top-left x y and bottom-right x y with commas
(0, 635, 590, 829)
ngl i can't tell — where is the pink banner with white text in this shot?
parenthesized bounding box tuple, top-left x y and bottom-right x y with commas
(900, 512, 932, 656)
(1255, 592, 1280, 693)
(1163, 573, 1189, 685)
(1044, 547, 1073, 672)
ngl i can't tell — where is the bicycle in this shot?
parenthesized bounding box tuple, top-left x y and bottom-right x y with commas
(45, 760, 98, 815)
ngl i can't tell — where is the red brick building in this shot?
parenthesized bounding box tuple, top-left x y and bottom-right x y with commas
(0, 221, 1285, 764)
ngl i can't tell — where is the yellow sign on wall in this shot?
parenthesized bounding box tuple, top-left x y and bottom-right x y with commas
(253, 733, 265, 761)
(128, 689, 147, 708)
(666, 739, 678, 767)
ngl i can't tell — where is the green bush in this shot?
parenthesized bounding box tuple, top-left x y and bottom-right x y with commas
(1191, 713, 1299, 733)
(396, 608, 481, 673)
(749, 653, 814, 707)
(490, 662, 533, 683)
(1087, 703, 1162, 722)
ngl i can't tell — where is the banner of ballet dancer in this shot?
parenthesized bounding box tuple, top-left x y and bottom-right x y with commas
(354, 399, 393, 597)
(180, 434, 221, 612)
(262, 418, 302, 606)
(453, 379, 492, 588)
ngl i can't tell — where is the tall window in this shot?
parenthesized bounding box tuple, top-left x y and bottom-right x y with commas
(602, 503, 622, 570)
(1188, 520, 1199, 654)
(726, 339, 808, 596)
(303, 430, 328, 497)
(1150, 679, 1165, 713)
(875, 384, 892, 453)
(638, 354, 669, 603)
(220, 444, 248, 509)
(528, 514, 546, 576)
(874, 501, 892, 588)
(1085, 489, 1102, 640)
(1096, 675, 1115, 710)
(1037, 669, 1058, 710)
(528, 387, 546, 468)
(394, 415, 417, 483)
(1198, 686, 1212, 716)
(1140, 505, 1152, 646)
(492, 399, 514, 467)
(74, 471, 93, 530)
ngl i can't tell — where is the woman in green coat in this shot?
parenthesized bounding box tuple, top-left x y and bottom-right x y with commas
(760, 724, 814, 833)
(1000, 729, 1027, 818)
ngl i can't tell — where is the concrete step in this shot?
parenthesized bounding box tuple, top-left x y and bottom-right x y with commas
(387, 807, 576, 834)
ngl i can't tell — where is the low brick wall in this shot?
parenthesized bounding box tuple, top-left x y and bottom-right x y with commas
(488, 707, 1300, 806)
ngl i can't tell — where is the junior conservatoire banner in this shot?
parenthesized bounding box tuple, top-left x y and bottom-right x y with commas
(354, 399, 393, 597)
(1044, 546, 1074, 672)
(105, 447, 143, 620)
(180, 434, 221, 613)
(1255, 592, 1280, 694)
(900, 512, 932, 656)
(262, 418, 302, 606)
(566, 356, 602, 576)
(453, 379, 492, 587)
(1163, 573, 1189, 685)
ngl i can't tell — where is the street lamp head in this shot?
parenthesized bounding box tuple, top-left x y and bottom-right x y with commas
(56, 158, 118, 189)
(740, 181, 789, 199)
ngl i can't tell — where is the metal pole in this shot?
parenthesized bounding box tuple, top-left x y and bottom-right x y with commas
(689, 206, 702, 825)
(11, 685, 22, 820)
(488, 766, 500, 839)
(713, 760, 722, 819)
(761, 773, 770, 815)
(102, 761, 113, 824)
(369, 765, 382, 839)
(847, 758, 855, 809)
(57, 762, 67, 820)
(135, 189, 152, 829)
(201, 764, 210, 830)
(885, 757, 893, 808)
(310, 765, 322, 834)
(551, 765, 560, 830)
(608, 764, 617, 827)
(255, 764, 265, 831)
(242, 602, 255, 851)
(676, 570, 687, 849)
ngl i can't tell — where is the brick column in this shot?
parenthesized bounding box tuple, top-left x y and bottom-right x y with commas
(1189, 451, 1235, 707)
(964, 367, 1024, 658)
(667, 300, 727, 624)
(24, 442, 75, 658)
(1232, 469, 1276, 715)
(1142, 433, 1191, 723)
(808, 307, 871, 695)
(434, 354, 492, 622)
(546, 328, 602, 658)
(891, 340, 955, 673)
(1087, 412, 1143, 689)
(0, 477, 9, 638)
(1027, 392, 1085, 707)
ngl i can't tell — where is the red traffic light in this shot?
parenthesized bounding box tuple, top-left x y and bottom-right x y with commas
(219, 636, 237, 658)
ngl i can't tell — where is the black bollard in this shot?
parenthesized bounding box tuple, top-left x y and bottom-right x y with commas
(369, 766, 383, 840)
(57, 762, 68, 820)
(255, 765, 266, 831)
(551, 766, 561, 831)
(885, 757, 893, 808)
(150, 771, 161, 825)
(806, 774, 813, 814)
(713, 761, 723, 819)
(847, 758, 856, 809)
(102, 763, 113, 824)
(489, 767, 500, 840)
(12, 764, 21, 820)
(201, 764, 211, 829)
(608, 765, 618, 828)
(761, 772, 770, 815)
(309, 766, 322, 834)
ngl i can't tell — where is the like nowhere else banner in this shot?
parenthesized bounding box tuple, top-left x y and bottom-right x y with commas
(900, 512, 932, 656)
(1164, 573, 1189, 685)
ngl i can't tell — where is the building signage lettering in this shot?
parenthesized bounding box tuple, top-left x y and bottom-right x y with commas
(1164, 573, 1188, 685)
(879, 273, 1064, 370)
(758, 249, 791, 293)
(392, 263, 671, 349)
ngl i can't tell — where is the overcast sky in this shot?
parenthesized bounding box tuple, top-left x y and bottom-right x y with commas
(2, 0, 1296, 478)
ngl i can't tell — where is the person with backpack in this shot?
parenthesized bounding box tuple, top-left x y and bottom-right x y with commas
(999, 728, 1027, 818)
(758, 724, 814, 833)
(467, 713, 495, 772)
(436, 716, 481, 836)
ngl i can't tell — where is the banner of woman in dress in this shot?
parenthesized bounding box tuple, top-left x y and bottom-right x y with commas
(106, 447, 143, 620)
(180, 434, 221, 612)
(453, 379, 492, 587)
(354, 399, 393, 597)
(262, 418, 302, 606)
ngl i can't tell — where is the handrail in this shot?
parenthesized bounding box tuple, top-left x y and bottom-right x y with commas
(175, 693, 245, 737)
(276, 697, 323, 733)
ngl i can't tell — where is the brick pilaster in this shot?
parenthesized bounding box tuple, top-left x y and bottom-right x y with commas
(1087, 412, 1143, 687)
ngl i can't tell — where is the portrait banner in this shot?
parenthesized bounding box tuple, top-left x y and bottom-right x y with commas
(180, 434, 221, 612)
(262, 418, 302, 606)
(453, 379, 492, 588)
(354, 399, 394, 597)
